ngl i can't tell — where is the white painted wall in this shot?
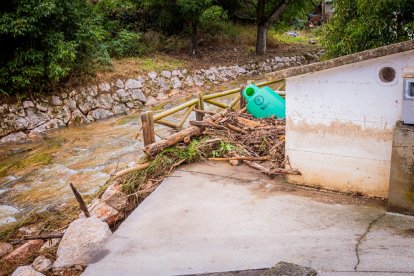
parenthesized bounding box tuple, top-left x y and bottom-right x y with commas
(285, 50, 414, 197)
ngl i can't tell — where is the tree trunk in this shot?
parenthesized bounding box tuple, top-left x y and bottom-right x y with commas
(256, 25, 267, 55)
(190, 20, 198, 56)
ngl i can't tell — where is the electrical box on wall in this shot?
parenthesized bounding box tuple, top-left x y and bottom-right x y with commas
(403, 68, 414, 125)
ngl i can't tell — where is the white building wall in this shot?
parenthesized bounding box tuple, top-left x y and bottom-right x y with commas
(285, 50, 414, 197)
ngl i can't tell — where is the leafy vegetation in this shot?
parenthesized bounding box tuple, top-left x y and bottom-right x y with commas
(121, 137, 235, 194)
(2, 0, 412, 96)
(323, 0, 414, 57)
(0, 0, 107, 95)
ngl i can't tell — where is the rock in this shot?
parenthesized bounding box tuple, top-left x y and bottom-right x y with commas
(25, 108, 50, 129)
(32, 255, 53, 273)
(45, 119, 66, 129)
(185, 76, 194, 86)
(148, 71, 157, 80)
(35, 103, 48, 113)
(23, 101, 35, 109)
(4, 240, 44, 263)
(63, 98, 77, 111)
(194, 75, 204, 86)
(89, 109, 114, 120)
(262, 262, 317, 276)
(28, 124, 47, 138)
(101, 184, 129, 211)
(130, 89, 147, 103)
(115, 89, 131, 103)
(0, 242, 13, 258)
(229, 160, 240, 166)
(154, 77, 170, 91)
(83, 199, 123, 225)
(51, 96, 63, 106)
(77, 96, 98, 114)
(236, 66, 247, 74)
(18, 225, 39, 235)
(156, 92, 167, 101)
(40, 238, 60, 252)
(125, 79, 143, 90)
(145, 96, 157, 106)
(204, 70, 216, 82)
(181, 69, 188, 75)
(98, 82, 111, 92)
(115, 79, 124, 89)
(171, 76, 182, 89)
(125, 102, 134, 109)
(53, 217, 111, 271)
(161, 70, 171, 78)
(0, 131, 27, 144)
(264, 66, 272, 72)
(96, 94, 113, 110)
(111, 93, 120, 102)
(86, 86, 98, 97)
(112, 104, 129, 115)
(69, 110, 89, 125)
(172, 70, 183, 78)
(12, 266, 45, 276)
(137, 76, 146, 83)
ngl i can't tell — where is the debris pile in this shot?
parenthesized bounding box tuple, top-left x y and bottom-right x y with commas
(192, 110, 300, 175)
(144, 109, 300, 176)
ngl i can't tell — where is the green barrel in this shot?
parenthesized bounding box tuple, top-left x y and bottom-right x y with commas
(242, 84, 286, 119)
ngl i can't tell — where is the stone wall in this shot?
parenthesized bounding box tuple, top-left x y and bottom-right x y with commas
(0, 52, 321, 144)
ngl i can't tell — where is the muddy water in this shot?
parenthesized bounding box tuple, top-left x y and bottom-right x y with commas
(0, 99, 208, 225)
(0, 78, 259, 225)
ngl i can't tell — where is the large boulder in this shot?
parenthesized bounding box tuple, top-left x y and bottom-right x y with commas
(4, 240, 44, 263)
(12, 266, 44, 276)
(53, 217, 111, 272)
(32, 255, 53, 273)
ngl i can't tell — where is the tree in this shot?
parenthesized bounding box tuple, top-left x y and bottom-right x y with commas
(255, 0, 289, 55)
(323, 0, 414, 58)
(0, 0, 106, 95)
(139, 0, 214, 55)
(236, 0, 314, 55)
(177, 0, 214, 55)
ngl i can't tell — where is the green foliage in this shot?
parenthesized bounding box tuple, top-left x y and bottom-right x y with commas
(107, 30, 144, 57)
(0, 0, 107, 94)
(322, 0, 414, 58)
(211, 141, 235, 158)
(200, 5, 229, 34)
(94, 0, 145, 58)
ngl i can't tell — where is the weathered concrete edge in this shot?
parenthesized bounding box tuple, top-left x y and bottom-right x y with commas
(265, 39, 414, 80)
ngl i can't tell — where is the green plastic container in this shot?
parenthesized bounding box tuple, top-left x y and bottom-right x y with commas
(242, 84, 286, 119)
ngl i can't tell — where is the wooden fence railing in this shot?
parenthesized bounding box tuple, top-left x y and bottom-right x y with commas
(141, 79, 285, 145)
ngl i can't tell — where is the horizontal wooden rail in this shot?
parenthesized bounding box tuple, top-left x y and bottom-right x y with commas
(141, 78, 285, 146)
(153, 98, 199, 121)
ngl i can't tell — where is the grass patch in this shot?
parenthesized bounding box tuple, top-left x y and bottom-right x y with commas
(269, 29, 321, 45)
(120, 137, 234, 194)
(136, 55, 186, 72)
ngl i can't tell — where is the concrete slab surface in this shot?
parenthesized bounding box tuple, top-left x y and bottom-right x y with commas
(83, 162, 414, 276)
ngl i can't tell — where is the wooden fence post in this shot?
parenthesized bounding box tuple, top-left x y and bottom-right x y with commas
(239, 84, 246, 109)
(141, 111, 155, 146)
(195, 92, 205, 121)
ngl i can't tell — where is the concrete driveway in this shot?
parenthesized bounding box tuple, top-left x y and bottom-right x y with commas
(83, 162, 414, 276)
